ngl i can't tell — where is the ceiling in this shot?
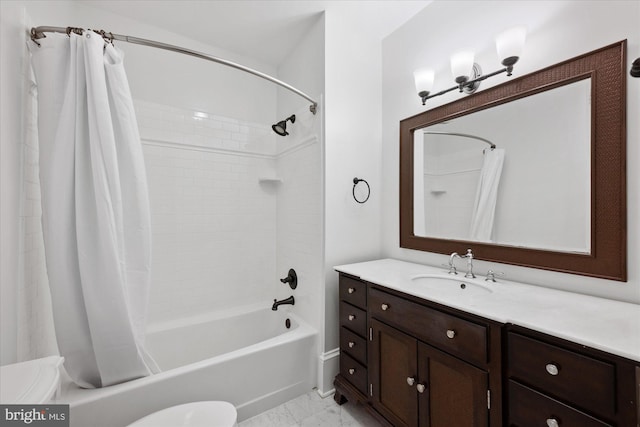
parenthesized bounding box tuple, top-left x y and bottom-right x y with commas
(80, 0, 430, 67)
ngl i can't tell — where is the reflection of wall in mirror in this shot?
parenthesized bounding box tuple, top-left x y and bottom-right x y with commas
(489, 80, 591, 253)
(416, 79, 591, 253)
(421, 132, 482, 240)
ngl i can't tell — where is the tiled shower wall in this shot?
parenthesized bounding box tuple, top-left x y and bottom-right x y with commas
(275, 108, 323, 335)
(135, 100, 280, 324)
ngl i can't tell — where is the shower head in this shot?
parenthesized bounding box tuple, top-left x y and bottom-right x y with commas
(272, 114, 296, 136)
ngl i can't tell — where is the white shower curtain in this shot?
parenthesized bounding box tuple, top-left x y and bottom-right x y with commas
(29, 32, 158, 388)
(469, 148, 505, 242)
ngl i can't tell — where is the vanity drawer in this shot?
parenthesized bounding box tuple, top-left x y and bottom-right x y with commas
(340, 352, 368, 395)
(508, 332, 616, 418)
(340, 301, 367, 337)
(340, 327, 367, 365)
(369, 287, 487, 367)
(508, 380, 612, 427)
(339, 275, 367, 309)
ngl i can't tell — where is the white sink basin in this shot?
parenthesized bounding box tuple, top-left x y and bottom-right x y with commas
(410, 274, 493, 296)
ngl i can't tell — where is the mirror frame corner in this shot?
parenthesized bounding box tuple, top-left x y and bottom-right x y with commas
(400, 40, 627, 281)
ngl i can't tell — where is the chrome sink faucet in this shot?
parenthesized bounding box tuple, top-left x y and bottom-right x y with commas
(462, 249, 475, 278)
(448, 249, 475, 278)
(447, 252, 461, 275)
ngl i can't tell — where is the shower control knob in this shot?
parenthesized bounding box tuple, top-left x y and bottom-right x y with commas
(416, 383, 426, 394)
(280, 269, 297, 289)
(348, 342, 355, 348)
(446, 329, 456, 339)
(545, 364, 559, 376)
(348, 287, 355, 294)
(348, 314, 355, 321)
(348, 368, 355, 375)
(381, 303, 389, 311)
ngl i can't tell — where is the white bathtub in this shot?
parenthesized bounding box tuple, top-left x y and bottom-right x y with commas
(57, 303, 318, 427)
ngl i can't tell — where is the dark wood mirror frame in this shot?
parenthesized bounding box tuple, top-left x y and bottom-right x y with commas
(400, 40, 627, 281)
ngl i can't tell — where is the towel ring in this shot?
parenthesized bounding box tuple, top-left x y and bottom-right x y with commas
(352, 177, 370, 204)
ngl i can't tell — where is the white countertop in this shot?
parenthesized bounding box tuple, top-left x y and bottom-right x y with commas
(335, 259, 640, 363)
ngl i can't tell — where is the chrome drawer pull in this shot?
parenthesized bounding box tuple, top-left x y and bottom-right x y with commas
(348, 287, 355, 294)
(416, 383, 426, 393)
(349, 368, 355, 375)
(406, 377, 415, 386)
(446, 329, 456, 339)
(348, 314, 355, 321)
(546, 418, 559, 427)
(545, 363, 559, 376)
(348, 341, 355, 348)
(381, 303, 389, 311)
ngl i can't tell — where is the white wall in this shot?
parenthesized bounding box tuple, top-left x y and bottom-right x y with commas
(382, 0, 640, 302)
(319, 1, 431, 393)
(323, 3, 385, 354)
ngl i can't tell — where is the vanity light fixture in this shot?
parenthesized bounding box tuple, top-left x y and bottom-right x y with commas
(414, 26, 526, 105)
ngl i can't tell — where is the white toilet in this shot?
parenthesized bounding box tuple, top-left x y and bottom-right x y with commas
(127, 401, 237, 427)
(0, 356, 64, 404)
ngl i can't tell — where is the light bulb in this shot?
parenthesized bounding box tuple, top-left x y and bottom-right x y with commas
(450, 51, 474, 84)
(496, 26, 526, 67)
(413, 69, 435, 96)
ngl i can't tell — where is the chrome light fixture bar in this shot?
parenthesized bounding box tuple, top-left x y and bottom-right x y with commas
(415, 27, 526, 105)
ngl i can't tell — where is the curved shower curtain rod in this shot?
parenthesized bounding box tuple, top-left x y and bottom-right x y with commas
(422, 131, 496, 150)
(30, 26, 318, 115)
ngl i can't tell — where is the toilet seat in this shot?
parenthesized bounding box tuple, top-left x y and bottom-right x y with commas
(0, 356, 64, 404)
(127, 401, 237, 427)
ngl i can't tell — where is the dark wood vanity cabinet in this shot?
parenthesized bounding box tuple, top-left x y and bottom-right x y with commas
(336, 275, 370, 399)
(334, 274, 502, 426)
(506, 326, 639, 427)
(370, 318, 489, 427)
(368, 286, 498, 427)
(334, 273, 639, 427)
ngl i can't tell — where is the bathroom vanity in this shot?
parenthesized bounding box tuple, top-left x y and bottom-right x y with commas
(333, 259, 640, 427)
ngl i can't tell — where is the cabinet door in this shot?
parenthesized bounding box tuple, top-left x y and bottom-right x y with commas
(370, 319, 419, 427)
(418, 342, 489, 427)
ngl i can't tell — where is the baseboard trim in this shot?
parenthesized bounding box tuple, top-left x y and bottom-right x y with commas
(316, 348, 340, 397)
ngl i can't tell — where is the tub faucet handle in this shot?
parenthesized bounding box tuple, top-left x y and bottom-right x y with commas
(280, 269, 297, 289)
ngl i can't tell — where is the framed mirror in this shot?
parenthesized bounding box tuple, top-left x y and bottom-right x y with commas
(400, 41, 627, 281)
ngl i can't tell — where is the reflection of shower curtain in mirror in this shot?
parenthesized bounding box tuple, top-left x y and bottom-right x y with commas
(469, 149, 505, 241)
(29, 32, 158, 388)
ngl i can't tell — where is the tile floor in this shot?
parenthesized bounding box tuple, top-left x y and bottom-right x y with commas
(238, 390, 384, 427)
